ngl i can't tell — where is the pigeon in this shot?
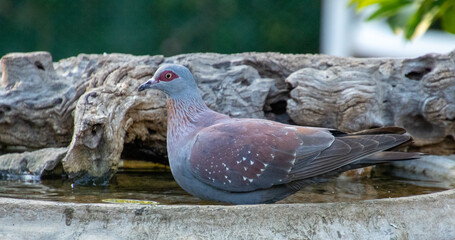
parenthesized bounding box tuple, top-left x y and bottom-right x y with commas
(138, 64, 418, 204)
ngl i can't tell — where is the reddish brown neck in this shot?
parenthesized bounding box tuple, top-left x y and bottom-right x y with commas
(166, 97, 210, 142)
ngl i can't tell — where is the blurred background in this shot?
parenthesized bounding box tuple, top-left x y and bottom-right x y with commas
(0, 0, 321, 60)
(0, 0, 454, 61)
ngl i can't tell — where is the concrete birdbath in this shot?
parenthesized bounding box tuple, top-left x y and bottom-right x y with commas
(0, 185, 454, 239)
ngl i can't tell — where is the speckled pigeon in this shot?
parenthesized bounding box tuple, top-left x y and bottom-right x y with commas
(138, 64, 418, 204)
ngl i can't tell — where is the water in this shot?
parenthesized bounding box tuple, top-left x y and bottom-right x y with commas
(0, 164, 451, 205)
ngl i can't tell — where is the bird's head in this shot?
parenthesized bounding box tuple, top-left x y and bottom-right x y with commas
(138, 64, 199, 98)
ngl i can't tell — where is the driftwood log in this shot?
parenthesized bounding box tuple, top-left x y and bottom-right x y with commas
(0, 51, 454, 183)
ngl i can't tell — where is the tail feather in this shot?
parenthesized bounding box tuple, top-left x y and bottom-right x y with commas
(360, 151, 421, 163)
(344, 152, 420, 170)
(287, 127, 420, 191)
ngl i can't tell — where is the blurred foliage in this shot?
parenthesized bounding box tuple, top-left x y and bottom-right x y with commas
(0, 0, 320, 60)
(350, 0, 455, 40)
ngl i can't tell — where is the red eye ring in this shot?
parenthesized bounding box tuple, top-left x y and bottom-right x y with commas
(160, 70, 178, 82)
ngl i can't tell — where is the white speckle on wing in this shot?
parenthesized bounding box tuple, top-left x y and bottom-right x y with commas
(236, 161, 241, 164)
(270, 154, 275, 159)
(264, 163, 269, 167)
(256, 153, 259, 156)
(222, 163, 226, 167)
(250, 160, 254, 165)
(224, 175, 228, 179)
(244, 166, 248, 171)
(248, 178, 253, 183)
(242, 176, 247, 181)
(242, 157, 246, 161)
(228, 180, 232, 183)
(248, 151, 251, 154)
(226, 167, 229, 171)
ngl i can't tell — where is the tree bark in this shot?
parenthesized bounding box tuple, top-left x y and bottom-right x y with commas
(0, 51, 454, 183)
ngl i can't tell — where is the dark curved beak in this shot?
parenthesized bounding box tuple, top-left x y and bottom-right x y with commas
(138, 78, 157, 92)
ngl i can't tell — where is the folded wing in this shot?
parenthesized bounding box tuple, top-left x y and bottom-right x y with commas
(189, 119, 411, 192)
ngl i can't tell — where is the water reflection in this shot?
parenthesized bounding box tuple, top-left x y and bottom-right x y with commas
(0, 165, 451, 205)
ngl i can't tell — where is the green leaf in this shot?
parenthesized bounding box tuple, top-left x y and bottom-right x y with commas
(367, 0, 413, 20)
(405, 0, 444, 40)
(441, 4, 455, 34)
(350, 0, 454, 40)
(349, 0, 385, 10)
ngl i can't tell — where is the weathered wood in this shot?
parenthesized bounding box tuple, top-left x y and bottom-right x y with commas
(1, 51, 454, 182)
(287, 52, 455, 153)
(60, 54, 166, 183)
(0, 52, 81, 151)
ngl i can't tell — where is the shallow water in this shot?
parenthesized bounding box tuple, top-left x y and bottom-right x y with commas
(0, 164, 451, 205)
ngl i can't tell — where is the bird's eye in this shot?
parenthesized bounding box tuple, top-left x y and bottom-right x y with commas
(165, 73, 172, 79)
